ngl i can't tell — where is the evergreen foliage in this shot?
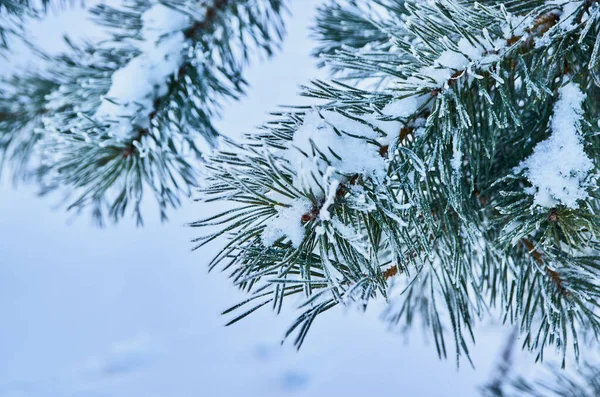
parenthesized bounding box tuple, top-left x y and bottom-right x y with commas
(193, 0, 600, 369)
(3, 0, 600, 390)
(0, 0, 286, 224)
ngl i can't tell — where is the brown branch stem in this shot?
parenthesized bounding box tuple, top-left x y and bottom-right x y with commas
(520, 238, 569, 296)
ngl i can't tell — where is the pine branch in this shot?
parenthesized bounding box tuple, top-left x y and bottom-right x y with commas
(0, 0, 287, 224)
(194, 0, 600, 365)
(122, 0, 232, 159)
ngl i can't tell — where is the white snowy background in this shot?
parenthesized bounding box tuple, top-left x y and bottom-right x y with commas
(0, 1, 540, 396)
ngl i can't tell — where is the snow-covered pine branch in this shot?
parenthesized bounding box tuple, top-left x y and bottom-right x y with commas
(517, 82, 593, 209)
(0, 0, 286, 224)
(194, 0, 600, 366)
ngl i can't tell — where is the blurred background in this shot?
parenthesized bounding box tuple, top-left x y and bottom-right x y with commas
(0, 1, 523, 395)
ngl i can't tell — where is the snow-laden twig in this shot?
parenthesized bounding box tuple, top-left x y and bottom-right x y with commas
(518, 82, 593, 209)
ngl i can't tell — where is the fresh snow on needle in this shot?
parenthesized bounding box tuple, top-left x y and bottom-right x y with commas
(380, 95, 420, 118)
(409, 37, 505, 89)
(261, 198, 313, 248)
(548, 0, 585, 31)
(94, 4, 190, 136)
(451, 135, 463, 173)
(519, 82, 593, 209)
(261, 100, 415, 247)
(286, 110, 388, 192)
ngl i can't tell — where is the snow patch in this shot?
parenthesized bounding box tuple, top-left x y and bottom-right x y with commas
(518, 82, 593, 209)
(381, 95, 420, 118)
(94, 4, 190, 136)
(409, 37, 505, 89)
(262, 104, 411, 248)
(284, 110, 388, 195)
(261, 198, 313, 248)
(319, 168, 340, 222)
(549, 0, 584, 31)
(451, 135, 462, 173)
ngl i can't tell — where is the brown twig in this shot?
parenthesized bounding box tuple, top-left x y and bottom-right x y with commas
(548, 208, 559, 223)
(520, 238, 569, 296)
(300, 174, 359, 223)
(399, 126, 414, 143)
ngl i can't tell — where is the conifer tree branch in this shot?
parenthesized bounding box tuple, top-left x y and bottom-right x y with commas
(123, 0, 232, 159)
(0, 0, 287, 224)
(194, 0, 600, 365)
